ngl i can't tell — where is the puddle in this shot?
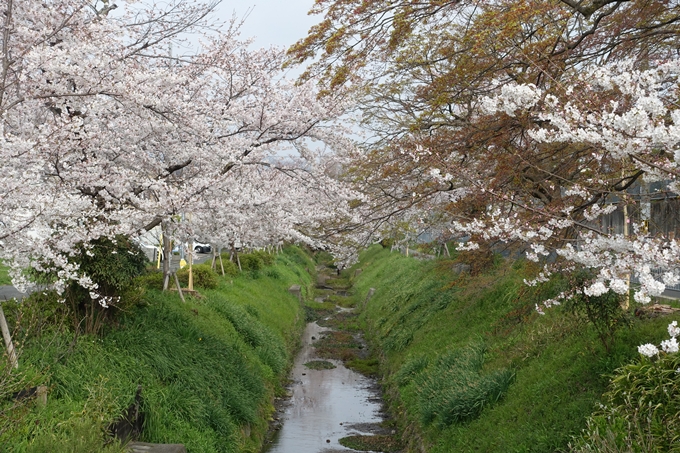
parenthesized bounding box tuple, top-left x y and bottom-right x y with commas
(262, 321, 384, 453)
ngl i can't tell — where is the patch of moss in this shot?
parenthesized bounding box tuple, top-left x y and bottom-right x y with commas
(303, 360, 337, 370)
(346, 357, 379, 377)
(317, 311, 359, 330)
(303, 303, 336, 322)
(339, 434, 403, 452)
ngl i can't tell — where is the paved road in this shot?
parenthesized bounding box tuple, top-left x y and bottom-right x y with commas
(0, 285, 30, 301)
(662, 288, 680, 301)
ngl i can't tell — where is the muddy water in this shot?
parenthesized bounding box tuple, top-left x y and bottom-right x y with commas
(262, 321, 384, 453)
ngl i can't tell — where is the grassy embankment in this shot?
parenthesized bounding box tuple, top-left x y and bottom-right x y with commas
(0, 261, 13, 286)
(350, 245, 674, 452)
(0, 247, 314, 453)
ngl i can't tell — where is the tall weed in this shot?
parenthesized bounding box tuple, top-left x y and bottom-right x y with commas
(404, 344, 514, 427)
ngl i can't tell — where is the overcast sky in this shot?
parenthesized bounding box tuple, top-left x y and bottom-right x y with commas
(218, 0, 322, 50)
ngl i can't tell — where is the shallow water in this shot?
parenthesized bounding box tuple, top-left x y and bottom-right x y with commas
(262, 321, 383, 453)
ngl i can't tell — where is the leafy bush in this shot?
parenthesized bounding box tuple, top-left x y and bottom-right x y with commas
(135, 271, 165, 290)
(252, 250, 275, 266)
(65, 235, 148, 298)
(177, 264, 218, 289)
(239, 253, 264, 271)
(216, 257, 239, 277)
(379, 238, 395, 249)
(30, 235, 149, 335)
(572, 352, 680, 452)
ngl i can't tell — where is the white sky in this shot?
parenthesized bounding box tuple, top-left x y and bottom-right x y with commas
(218, 0, 322, 49)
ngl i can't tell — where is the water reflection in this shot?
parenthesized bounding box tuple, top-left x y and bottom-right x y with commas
(263, 322, 383, 453)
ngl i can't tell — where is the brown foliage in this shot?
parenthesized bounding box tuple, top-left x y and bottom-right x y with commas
(291, 0, 680, 247)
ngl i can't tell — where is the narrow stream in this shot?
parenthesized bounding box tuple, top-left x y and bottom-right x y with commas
(262, 320, 384, 453)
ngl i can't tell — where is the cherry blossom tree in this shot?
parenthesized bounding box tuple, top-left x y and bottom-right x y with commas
(291, 0, 680, 306)
(186, 154, 363, 266)
(468, 59, 680, 306)
(0, 0, 355, 299)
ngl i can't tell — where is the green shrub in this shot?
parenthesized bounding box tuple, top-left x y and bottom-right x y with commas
(572, 353, 680, 452)
(379, 238, 395, 249)
(74, 235, 149, 297)
(216, 257, 239, 277)
(29, 235, 149, 335)
(251, 250, 275, 266)
(135, 270, 165, 290)
(239, 254, 264, 271)
(177, 264, 218, 289)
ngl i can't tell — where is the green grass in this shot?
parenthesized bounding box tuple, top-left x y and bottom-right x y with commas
(351, 245, 675, 453)
(0, 261, 14, 286)
(0, 246, 314, 453)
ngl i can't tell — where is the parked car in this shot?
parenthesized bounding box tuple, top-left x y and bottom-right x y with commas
(194, 243, 211, 254)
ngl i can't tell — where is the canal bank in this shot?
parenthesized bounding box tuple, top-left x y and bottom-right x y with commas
(0, 247, 315, 453)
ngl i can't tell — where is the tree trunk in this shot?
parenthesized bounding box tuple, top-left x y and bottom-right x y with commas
(232, 244, 242, 272)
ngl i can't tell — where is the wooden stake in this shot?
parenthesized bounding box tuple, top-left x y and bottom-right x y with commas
(173, 273, 186, 303)
(0, 303, 18, 369)
(233, 245, 242, 272)
(219, 251, 225, 276)
(188, 242, 194, 292)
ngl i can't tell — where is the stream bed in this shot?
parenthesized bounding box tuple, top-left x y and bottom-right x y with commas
(262, 320, 387, 453)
